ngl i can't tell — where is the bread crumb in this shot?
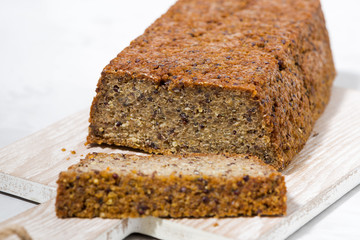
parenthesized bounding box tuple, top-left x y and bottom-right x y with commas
(71, 150, 76, 154)
(213, 222, 219, 227)
(61, 148, 66, 152)
(66, 157, 70, 160)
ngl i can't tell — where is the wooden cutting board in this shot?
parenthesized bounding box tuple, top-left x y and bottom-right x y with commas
(1, 86, 360, 240)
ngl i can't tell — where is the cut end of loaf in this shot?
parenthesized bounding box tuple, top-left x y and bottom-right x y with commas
(56, 153, 287, 218)
(88, 76, 280, 168)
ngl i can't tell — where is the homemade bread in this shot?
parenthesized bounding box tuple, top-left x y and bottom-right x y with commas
(87, 0, 335, 170)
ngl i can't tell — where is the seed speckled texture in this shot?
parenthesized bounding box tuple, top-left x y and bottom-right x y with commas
(56, 153, 286, 218)
(87, 0, 335, 170)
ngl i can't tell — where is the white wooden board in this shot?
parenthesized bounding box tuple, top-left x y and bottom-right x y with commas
(0, 86, 360, 240)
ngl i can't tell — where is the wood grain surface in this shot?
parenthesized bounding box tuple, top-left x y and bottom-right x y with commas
(0, 87, 360, 240)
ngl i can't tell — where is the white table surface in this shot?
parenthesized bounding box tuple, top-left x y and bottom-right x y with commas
(0, 0, 359, 239)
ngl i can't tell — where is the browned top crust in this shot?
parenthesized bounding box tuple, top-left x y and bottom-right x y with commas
(104, 0, 333, 90)
(94, 0, 335, 170)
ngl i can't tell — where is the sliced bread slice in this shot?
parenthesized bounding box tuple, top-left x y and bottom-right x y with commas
(56, 153, 286, 218)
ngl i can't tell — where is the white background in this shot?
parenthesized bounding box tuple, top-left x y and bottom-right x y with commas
(0, 0, 359, 239)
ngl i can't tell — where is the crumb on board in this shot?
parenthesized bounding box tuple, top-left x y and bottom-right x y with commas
(66, 157, 70, 160)
(213, 222, 219, 227)
(71, 150, 76, 154)
(312, 132, 319, 137)
(61, 148, 66, 152)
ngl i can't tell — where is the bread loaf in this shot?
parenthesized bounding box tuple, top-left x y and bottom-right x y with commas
(56, 153, 286, 218)
(87, 0, 335, 170)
